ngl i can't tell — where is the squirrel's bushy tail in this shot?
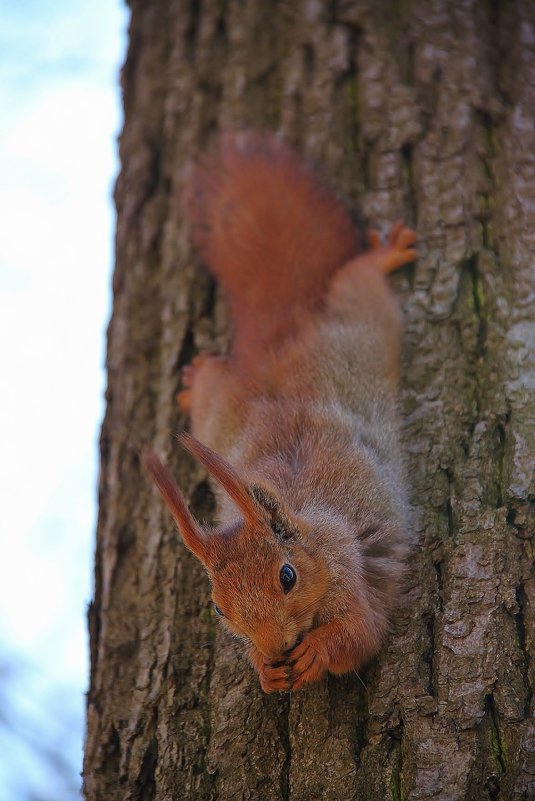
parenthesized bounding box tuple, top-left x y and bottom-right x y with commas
(185, 131, 359, 369)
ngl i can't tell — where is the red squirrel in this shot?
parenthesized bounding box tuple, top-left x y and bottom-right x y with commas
(144, 131, 416, 693)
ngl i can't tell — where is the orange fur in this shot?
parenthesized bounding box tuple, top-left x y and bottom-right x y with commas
(185, 131, 360, 372)
(146, 133, 416, 693)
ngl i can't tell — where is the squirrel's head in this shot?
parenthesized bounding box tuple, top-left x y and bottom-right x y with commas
(144, 435, 328, 660)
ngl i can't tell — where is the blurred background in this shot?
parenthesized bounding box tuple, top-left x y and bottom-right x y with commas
(0, 1, 128, 798)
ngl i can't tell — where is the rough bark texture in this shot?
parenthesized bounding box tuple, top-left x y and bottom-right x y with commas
(84, 1, 535, 799)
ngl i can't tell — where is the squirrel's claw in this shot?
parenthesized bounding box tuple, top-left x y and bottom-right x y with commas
(289, 633, 328, 690)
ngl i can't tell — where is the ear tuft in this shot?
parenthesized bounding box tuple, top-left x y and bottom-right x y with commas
(178, 432, 260, 526)
(142, 446, 210, 564)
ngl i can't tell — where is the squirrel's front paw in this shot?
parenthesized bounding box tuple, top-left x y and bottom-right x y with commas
(249, 646, 291, 693)
(289, 632, 329, 690)
(258, 661, 292, 693)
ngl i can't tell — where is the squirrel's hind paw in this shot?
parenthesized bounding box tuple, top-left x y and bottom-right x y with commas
(177, 389, 192, 414)
(369, 220, 417, 274)
(177, 352, 218, 414)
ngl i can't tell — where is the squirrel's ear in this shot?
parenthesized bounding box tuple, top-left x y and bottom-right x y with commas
(179, 432, 259, 526)
(142, 447, 210, 565)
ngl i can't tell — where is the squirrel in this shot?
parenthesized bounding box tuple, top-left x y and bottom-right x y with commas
(144, 131, 416, 693)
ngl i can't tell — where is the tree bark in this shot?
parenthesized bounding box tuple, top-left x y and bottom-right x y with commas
(84, 1, 535, 799)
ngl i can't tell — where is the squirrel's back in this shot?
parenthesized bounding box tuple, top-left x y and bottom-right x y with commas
(185, 132, 359, 370)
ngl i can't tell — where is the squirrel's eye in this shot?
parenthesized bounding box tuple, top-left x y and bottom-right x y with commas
(279, 564, 296, 593)
(212, 602, 224, 617)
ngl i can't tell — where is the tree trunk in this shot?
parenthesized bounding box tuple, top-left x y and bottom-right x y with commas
(84, 1, 535, 799)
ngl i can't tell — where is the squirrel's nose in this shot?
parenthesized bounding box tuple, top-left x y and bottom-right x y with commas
(282, 632, 303, 655)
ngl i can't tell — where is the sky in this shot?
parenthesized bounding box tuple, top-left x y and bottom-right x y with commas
(0, 1, 129, 798)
